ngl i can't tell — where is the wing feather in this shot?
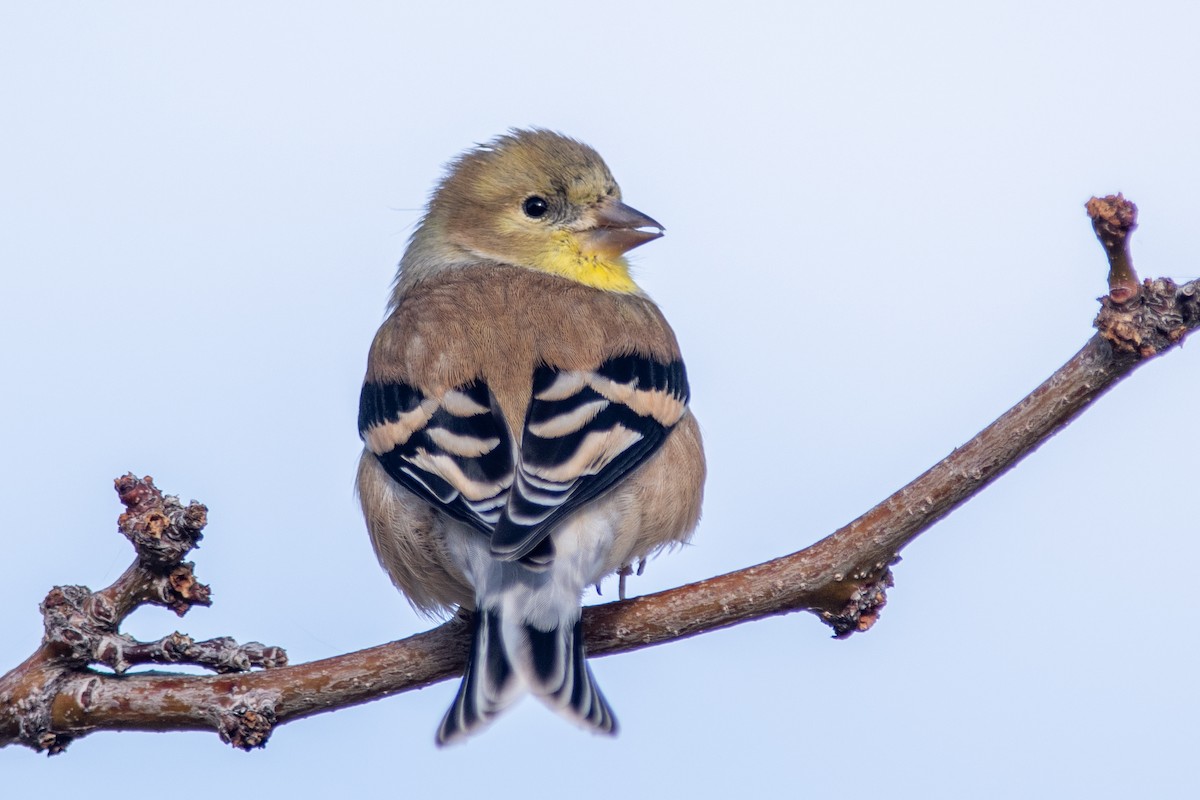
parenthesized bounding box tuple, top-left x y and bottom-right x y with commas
(359, 378, 514, 534)
(490, 355, 690, 560)
(359, 354, 689, 562)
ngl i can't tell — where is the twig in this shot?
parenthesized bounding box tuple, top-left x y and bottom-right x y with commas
(1087, 193, 1140, 302)
(0, 476, 288, 754)
(99, 633, 287, 674)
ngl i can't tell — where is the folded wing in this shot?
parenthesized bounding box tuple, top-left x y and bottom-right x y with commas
(359, 378, 514, 534)
(490, 354, 690, 561)
(358, 354, 690, 562)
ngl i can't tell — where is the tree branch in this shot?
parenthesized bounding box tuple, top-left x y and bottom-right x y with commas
(3, 195, 1193, 754)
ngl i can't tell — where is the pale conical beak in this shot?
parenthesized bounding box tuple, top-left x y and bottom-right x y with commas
(576, 198, 665, 259)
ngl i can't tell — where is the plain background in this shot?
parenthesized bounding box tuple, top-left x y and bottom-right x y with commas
(2, 3, 1198, 797)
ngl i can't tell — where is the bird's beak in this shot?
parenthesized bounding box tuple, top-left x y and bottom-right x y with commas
(576, 198, 665, 259)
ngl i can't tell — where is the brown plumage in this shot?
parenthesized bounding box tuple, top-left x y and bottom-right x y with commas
(356, 129, 705, 743)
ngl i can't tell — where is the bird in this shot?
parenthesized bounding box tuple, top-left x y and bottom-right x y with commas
(356, 128, 705, 745)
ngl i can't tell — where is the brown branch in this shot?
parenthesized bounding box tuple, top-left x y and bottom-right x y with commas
(3, 194, 1196, 754)
(0, 476, 289, 754)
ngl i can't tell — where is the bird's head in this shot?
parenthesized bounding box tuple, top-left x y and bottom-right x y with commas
(413, 129, 663, 293)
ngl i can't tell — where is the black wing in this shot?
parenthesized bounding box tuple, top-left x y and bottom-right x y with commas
(359, 378, 515, 534)
(489, 354, 690, 561)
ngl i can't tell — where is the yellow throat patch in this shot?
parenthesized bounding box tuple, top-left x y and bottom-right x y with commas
(531, 231, 641, 294)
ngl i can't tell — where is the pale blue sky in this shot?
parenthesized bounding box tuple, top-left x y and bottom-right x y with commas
(3, 3, 1198, 797)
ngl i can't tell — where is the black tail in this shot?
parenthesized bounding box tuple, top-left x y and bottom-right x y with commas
(437, 609, 517, 745)
(436, 611, 617, 745)
(523, 617, 617, 734)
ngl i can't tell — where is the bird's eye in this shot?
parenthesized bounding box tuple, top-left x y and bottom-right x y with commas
(522, 196, 549, 219)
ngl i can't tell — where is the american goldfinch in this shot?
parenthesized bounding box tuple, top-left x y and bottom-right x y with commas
(356, 129, 705, 744)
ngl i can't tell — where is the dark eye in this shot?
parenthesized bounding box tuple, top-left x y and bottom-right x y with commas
(522, 196, 549, 218)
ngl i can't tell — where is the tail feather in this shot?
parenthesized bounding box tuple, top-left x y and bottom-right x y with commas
(523, 617, 617, 734)
(437, 609, 519, 745)
(437, 611, 617, 744)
